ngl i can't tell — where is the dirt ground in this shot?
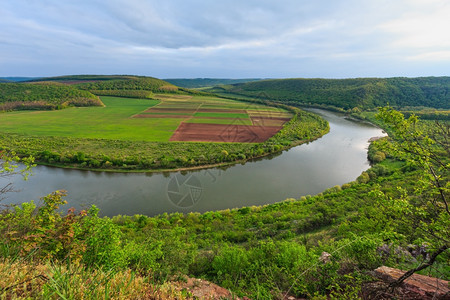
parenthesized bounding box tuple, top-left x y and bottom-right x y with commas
(170, 122, 283, 142)
(133, 114, 191, 118)
(143, 108, 197, 114)
(251, 116, 291, 126)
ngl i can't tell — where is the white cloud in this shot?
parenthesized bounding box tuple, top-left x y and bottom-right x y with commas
(378, 0, 450, 60)
(407, 51, 450, 61)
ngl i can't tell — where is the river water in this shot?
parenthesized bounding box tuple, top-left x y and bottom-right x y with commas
(1, 109, 385, 217)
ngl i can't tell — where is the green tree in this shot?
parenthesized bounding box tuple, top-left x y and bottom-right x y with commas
(375, 107, 449, 285)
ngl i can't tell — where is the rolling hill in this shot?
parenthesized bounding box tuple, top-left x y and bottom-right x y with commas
(212, 77, 450, 110)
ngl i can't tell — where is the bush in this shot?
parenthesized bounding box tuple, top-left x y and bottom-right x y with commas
(78, 206, 128, 269)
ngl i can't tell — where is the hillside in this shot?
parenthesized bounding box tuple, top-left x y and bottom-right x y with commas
(164, 78, 262, 88)
(0, 82, 102, 111)
(214, 77, 450, 110)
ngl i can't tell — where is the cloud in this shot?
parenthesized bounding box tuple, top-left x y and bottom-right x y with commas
(378, 0, 450, 59)
(1, 0, 449, 77)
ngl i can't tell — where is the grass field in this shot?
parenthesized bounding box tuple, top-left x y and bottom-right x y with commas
(0, 96, 180, 142)
(0, 95, 291, 143)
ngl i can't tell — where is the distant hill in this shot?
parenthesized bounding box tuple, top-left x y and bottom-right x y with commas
(164, 78, 263, 88)
(30, 75, 176, 90)
(0, 77, 41, 82)
(214, 77, 450, 110)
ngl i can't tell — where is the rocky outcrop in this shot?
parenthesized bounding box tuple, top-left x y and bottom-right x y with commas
(171, 277, 240, 300)
(373, 266, 449, 299)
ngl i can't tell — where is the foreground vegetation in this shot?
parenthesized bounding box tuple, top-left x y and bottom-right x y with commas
(0, 108, 448, 299)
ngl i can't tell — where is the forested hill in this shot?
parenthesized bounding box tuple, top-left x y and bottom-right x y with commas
(28, 75, 178, 92)
(0, 82, 102, 111)
(215, 77, 450, 109)
(164, 78, 262, 88)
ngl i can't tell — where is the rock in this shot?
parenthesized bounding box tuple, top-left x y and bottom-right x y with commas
(319, 251, 332, 264)
(172, 277, 239, 300)
(374, 266, 449, 299)
(377, 243, 416, 263)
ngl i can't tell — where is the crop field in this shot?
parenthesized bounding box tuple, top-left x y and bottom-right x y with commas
(133, 94, 292, 142)
(0, 94, 292, 143)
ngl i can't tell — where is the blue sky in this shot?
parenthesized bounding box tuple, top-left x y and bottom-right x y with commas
(1, 0, 449, 78)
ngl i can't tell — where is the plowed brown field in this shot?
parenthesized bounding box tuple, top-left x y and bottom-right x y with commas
(170, 123, 283, 143)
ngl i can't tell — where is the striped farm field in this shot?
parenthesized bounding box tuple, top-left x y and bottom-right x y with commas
(0, 94, 292, 143)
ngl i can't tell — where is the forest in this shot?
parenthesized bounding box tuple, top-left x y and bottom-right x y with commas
(214, 77, 450, 110)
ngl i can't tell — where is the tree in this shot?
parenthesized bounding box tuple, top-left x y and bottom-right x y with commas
(375, 107, 449, 285)
(0, 151, 34, 203)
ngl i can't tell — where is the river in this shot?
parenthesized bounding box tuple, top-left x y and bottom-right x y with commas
(1, 109, 386, 217)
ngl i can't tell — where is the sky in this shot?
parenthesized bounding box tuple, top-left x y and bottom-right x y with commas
(1, 0, 449, 78)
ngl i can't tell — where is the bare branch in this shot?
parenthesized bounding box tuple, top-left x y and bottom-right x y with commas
(389, 245, 449, 289)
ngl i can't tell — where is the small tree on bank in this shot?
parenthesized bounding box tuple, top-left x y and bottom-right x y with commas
(375, 107, 449, 285)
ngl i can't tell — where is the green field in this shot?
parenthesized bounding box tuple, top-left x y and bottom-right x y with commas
(0, 96, 180, 142)
(0, 95, 289, 142)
